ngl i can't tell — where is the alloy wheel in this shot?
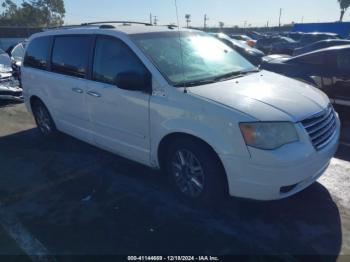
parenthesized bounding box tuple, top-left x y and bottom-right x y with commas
(171, 149, 205, 198)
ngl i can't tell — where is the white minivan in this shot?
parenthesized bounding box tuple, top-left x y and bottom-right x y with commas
(22, 22, 340, 205)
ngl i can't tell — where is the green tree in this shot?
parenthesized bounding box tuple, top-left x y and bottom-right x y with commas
(0, 0, 65, 27)
(1, 0, 18, 21)
(338, 0, 350, 21)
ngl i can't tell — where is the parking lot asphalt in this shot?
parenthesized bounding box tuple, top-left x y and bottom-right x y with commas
(0, 102, 349, 259)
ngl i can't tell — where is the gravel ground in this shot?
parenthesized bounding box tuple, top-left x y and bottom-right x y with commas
(0, 102, 349, 259)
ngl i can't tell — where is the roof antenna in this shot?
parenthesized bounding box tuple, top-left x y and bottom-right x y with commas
(174, 0, 187, 94)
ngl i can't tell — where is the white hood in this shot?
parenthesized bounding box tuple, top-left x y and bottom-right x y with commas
(188, 71, 329, 122)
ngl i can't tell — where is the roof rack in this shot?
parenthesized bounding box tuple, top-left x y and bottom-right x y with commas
(46, 24, 87, 30)
(45, 21, 153, 31)
(81, 21, 152, 26)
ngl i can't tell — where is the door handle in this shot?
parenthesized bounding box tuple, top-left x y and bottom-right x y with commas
(72, 87, 84, 94)
(87, 91, 101, 98)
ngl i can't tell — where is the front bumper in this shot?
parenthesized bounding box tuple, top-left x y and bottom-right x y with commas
(220, 119, 340, 201)
(0, 78, 23, 102)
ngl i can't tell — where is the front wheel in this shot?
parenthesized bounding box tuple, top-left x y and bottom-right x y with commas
(165, 138, 227, 206)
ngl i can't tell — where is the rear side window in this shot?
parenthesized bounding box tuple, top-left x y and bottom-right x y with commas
(52, 36, 92, 78)
(24, 37, 51, 70)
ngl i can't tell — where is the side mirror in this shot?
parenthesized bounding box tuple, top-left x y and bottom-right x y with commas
(116, 71, 152, 93)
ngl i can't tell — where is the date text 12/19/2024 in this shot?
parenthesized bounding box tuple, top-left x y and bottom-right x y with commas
(127, 256, 220, 261)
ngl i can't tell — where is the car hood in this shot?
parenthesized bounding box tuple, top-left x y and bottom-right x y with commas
(188, 70, 329, 122)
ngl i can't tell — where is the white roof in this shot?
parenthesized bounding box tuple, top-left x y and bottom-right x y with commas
(35, 23, 196, 38)
(109, 24, 194, 34)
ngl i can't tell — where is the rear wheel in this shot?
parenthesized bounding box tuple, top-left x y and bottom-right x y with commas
(165, 138, 226, 206)
(32, 100, 58, 137)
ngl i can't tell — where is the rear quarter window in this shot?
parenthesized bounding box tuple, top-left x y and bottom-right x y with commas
(23, 36, 51, 70)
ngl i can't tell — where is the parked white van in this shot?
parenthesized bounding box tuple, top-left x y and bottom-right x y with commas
(22, 22, 340, 205)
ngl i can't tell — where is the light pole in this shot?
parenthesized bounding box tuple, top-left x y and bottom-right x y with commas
(279, 8, 282, 27)
(204, 14, 209, 30)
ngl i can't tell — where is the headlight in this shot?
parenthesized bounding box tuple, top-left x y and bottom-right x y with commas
(239, 122, 299, 150)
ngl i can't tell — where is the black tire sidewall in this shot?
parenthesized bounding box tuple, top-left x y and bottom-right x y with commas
(33, 101, 57, 137)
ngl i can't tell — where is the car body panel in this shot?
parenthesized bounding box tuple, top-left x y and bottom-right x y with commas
(86, 79, 151, 165)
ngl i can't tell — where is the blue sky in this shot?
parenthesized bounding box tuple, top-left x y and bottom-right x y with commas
(7, 0, 350, 27)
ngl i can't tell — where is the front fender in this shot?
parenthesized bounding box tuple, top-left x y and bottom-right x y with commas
(150, 118, 250, 168)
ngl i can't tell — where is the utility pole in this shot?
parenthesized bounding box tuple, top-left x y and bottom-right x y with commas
(153, 15, 158, 25)
(301, 16, 304, 23)
(204, 14, 209, 30)
(279, 8, 282, 27)
(149, 13, 152, 25)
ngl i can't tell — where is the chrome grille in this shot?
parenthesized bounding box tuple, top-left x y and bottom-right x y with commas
(301, 105, 337, 151)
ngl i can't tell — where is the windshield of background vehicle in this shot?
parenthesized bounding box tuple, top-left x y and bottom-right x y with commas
(132, 31, 255, 86)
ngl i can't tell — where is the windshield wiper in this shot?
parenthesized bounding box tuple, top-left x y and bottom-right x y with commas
(214, 68, 260, 82)
(174, 78, 217, 87)
(174, 68, 260, 88)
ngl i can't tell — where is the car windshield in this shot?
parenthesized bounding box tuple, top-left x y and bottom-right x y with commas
(132, 31, 256, 86)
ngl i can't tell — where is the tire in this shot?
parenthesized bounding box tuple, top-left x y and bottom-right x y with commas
(32, 100, 58, 137)
(165, 138, 227, 207)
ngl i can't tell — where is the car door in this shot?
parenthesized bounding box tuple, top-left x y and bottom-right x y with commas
(86, 35, 151, 165)
(47, 35, 93, 142)
(333, 49, 350, 119)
